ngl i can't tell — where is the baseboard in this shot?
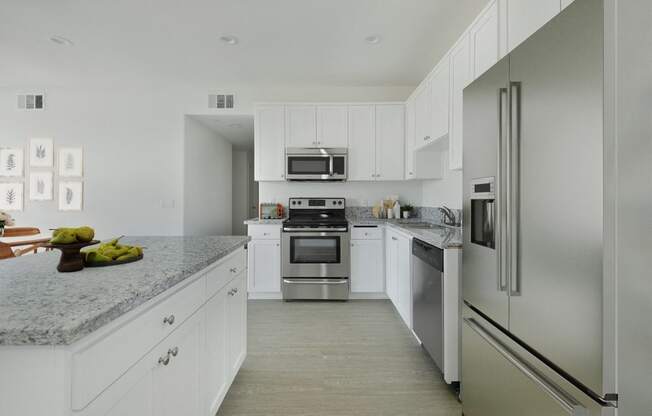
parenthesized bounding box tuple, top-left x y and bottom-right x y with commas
(349, 292, 389, 300)
(248, 292, 283, 300)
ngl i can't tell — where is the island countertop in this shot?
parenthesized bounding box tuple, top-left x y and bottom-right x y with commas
(0, 236, 249, 346)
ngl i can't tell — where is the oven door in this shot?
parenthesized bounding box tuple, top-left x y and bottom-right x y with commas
(285, 154, 347, 181)
(282, 231, 350, 278)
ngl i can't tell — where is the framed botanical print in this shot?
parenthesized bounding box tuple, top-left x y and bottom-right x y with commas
(30, 138, 54, 168)
(0, 148, 24, 177)
(59, 147, 83, 177)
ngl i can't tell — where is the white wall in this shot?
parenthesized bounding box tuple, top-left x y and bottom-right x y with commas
(183, 116, 232, 236)
(0, 84, 411, 236)
(420, 151, 463, 209)
(232, 150, 250, 235)
(259, 181, 422, 207)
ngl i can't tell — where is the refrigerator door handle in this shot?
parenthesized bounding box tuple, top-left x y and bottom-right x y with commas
(497, 87, 509, 292)
(464, 317, 589, 416)
(508, 81, 522, 296)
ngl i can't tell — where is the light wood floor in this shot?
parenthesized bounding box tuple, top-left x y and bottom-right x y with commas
(217, 300, 461, 416)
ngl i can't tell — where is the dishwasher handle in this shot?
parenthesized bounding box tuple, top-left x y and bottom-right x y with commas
(412, 238, 444, 272)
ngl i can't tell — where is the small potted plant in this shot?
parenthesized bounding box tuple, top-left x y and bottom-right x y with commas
(0, 211, 15, 237)
(401, 204, 414, 219)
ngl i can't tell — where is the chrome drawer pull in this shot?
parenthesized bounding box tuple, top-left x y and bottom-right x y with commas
(230, 267, 237, 273)
(168, 347, 179, 357)
(158, 353, 170, 366)
(163, 314, 175, 325)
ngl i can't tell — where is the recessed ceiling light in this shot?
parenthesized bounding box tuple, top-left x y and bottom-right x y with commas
(49, 35, 74, 46)
(228, 123, 243, 129)
(219, 35, 239, 46)
(365, 35, 381, 45)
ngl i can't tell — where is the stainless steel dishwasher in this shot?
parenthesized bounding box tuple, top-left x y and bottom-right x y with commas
(412, 238, 444, 372)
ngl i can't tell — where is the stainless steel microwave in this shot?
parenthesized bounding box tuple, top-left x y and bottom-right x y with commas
(285, 148, 347, 181)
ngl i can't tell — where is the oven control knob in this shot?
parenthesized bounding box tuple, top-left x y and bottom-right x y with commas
(292, 201, 296, 205)
(338, 201, 342, 205)
(297, 201, 302, 205)
(332, 201, 337, 205)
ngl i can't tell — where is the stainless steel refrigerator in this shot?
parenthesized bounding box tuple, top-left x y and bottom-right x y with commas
(461, 0, 618, 414)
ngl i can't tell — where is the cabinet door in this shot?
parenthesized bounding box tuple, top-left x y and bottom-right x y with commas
(247, 239, 281, 293)
(103, 372, 153, 416)
(226, 274, 247, 378)
(385, 231, 398, 303)
(404, 98, 416, 179)
(152, 312, 203, 416)
(449, 34, 471, 171)
(396, 235, 412, 326)
(414, 81, 432, 148)
(254, 105, 285, 181)
(561, 0, 574, 9)
(204, 288, 228, 415)
(430, 61, 450, 142)
(507, 0, 560, 51)
(375, 104, 405, 181)
(285, 105, 316, 147)
(470, 0, 500, 80)
(316, 105, 348, 147)
(351, 239, 384, 293)
(347, 105, 376, 181)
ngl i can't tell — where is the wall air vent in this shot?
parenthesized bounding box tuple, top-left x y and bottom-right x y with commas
(17, 93, 45, 110)
(208, 94, 235, 109)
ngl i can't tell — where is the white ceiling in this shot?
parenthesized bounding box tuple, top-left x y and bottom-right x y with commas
(0, 0, 488, 88)
(192, 114, 255, 150)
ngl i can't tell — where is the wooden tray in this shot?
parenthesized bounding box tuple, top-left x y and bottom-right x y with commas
(84, 253, 144, 267)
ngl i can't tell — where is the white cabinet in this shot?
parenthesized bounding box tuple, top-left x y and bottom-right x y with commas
(385, 228, 412, 327)
(348, 105, 376, 181)
(414, 81, 432, 149)
(404, 97, 416, 179)
(102, 370, 153, 416)
(348, 104, 404, 181)
(430, 61, 450, 143)
(375, 104, 405, 181)
(285, 105, 316, 147)
(470, 0, 501, 80)
(247, 239, 281, 293)
(254, 105, 286, 181)
(226, 273, 247, 378)
(316, 105, 348, 148)
(449, 34, 471, 171)
(350, 226, 384, 293)
(152, 311, 203, 416)
(507, 0, 561, 51)
(204, 287, 228, 415)
(561, 0, 574, 9)
(247, 225, 281, 296)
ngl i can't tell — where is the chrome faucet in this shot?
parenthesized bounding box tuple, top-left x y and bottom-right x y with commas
(439, 206, 461, 227)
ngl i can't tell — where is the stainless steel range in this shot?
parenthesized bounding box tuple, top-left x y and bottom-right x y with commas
(281, 198, 350, 300)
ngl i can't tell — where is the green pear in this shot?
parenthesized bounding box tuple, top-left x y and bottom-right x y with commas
(75, 226, 95, 243)
(50, 229, 78, 245)
(116, 253, 137, 262)
(86, 251, 111, 264)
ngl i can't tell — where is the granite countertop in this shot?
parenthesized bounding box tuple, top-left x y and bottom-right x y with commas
(349, 218, 462, 249)
(244, 217, 285, 225)
(0, 236, 249, 346)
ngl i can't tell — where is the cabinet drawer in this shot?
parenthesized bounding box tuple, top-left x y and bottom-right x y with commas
(351, 225, 383, 240)
(71, 276, 205, 411)
(247, 225, 281, 240)
(206, 247, 247, 298)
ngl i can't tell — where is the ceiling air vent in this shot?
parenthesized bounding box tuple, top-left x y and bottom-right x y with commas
(208, 94, 235, 109)
(17, 93, 45, 110)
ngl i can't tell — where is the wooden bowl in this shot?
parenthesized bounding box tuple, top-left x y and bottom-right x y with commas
(43, 240, 100, 273)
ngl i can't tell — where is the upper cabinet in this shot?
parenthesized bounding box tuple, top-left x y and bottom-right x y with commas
(469, 0, 502, 80)
(254, 105, 285, 181)
(375, 104, 405, 181)
(449, 34, 471, 171)
(285, 105, 316, 147)
(507, 0, 561, 51)
(316, 105, 348, 148)
(414, 81, 432, 149)
(561, 0, 574, 9)
(404, 97, 416, 179)
(430, 61, 450, 143)
(348, 105, 376, 181)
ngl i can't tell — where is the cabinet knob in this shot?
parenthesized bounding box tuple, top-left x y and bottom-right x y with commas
(168, 347, 179, 357)
(425, 136, 430, 141)
(228, 289, 235, 296)
(230, 267, 237, 273)
(163, 314, 175, 325)
(158, 353, 170, 366)
(392, 237, 398, 241)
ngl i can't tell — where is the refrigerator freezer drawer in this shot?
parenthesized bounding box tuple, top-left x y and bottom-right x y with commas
(462, 309, 601, 416)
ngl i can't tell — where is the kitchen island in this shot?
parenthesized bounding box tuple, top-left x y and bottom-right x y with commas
(0, 236, 249, 416)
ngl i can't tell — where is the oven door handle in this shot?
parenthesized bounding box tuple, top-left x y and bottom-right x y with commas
(283, 227, 348, 232)
(329, 155, 334, 176)
(283, 279, 349, 285)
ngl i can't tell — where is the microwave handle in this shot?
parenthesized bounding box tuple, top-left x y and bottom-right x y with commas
(329, 155, 334, 176)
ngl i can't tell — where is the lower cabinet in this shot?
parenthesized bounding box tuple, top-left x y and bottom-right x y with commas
(385, 228, 412, 327)
(351, 236, 384, 293)
(247, 239, 281, 293)
(204, 286, 229, 414)
(226, 273, 247, 377)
